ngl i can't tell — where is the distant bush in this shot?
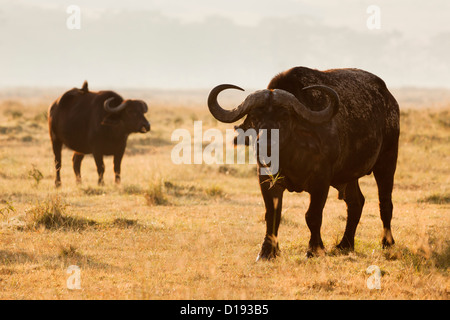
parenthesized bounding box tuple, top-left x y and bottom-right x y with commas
(3, 109, 23, 119)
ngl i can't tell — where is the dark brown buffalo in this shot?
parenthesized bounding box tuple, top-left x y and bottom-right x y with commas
(208, 66, 400, 259)
(48, 81, 150, 187)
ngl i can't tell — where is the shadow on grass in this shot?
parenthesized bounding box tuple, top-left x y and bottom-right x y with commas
(109, 218, 139, 229)
(0, 250, 35, 265)
(57, 244, 120, 271)
(0, 248, 119, 271)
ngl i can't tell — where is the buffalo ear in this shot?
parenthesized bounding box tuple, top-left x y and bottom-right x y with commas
(101, 114, 121, 126)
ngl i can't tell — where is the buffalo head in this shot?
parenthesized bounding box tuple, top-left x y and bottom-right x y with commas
(103, 97, 151, 133)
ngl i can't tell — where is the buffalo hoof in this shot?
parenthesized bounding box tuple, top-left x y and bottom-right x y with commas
(256, 235, 280, 262)
(306, 245, 325, 258)
(115, 176, 121, 185)
(382, 237, 395, 248)
(382, 239, 395, 248)
(382, 229, 395, 248)
(55, 180, 61, 188)
(98, 179, 104, 186)
(336, 238, 354, 252)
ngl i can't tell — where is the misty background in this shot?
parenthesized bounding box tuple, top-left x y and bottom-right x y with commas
(1, 0, 449, 90)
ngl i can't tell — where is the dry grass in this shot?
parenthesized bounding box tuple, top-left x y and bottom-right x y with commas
(0, 89, 449, 300)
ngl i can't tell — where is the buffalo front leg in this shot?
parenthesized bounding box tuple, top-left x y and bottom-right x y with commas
(72, 152, 85, 184)
(113, 151, 124, 184)
(93, 152, 105, 185)
(51, 138, 63, 187)
(256, 176, 285, 261)
(305, 185, 330, 258)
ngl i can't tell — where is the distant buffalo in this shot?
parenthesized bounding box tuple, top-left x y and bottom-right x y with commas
(48, 81, 150, 187)
(208, 67, 400, 259)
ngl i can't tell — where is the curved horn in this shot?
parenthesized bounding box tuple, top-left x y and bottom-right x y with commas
(273, 85, 339, 124)
(207, 84, 248, 123)
(104, 97, 128, 113)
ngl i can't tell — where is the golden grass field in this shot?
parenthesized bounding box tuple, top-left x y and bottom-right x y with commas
(0, 87, 448, 299)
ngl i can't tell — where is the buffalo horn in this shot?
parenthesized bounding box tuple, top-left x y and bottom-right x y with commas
(208, 84, 339, 125)
(207, 84, 270, 123)
(104, 97, 128, 113)
(273, 85, 340, 124)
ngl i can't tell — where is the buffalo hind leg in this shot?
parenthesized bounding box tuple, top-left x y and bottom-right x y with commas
(336, 179, 365, 251)
(305, 185, 329, 258)
(256, 176, 284, 261)
(93, 152, 105, 185)
(51, 138, 63, 187)
(72, 152, 85, 184)
(373, 153, 397, 248)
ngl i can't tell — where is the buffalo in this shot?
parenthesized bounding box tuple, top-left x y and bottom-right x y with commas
(208, 66, 400, 259)
(48, 81, 150, 187)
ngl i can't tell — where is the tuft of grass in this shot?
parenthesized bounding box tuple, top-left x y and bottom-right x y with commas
(58, 244, 88, 266)
(204, 184, 224, 198)
(25, 195, 96, 231)
(59, 244, 81, 259)
(145, 178, 168, 206)
(218, 165, 238, 176)
(432, 242, 450, 271)
(0, 201, 16, 217)
(28, 165, 44, 187)
(33, 111, 48, 123)
(81, 186, 106, 196)
(164, 181, 200, 198)
(111, 218, 139, 228)
(309, 279, 337, 292)
(418, 193, 450, 204)
(21, 135, 33, 142)
(121, 184, 143, 195)
(173, 116, 184, 125)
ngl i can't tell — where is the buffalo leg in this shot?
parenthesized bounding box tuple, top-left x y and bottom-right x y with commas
(113, 151, 124, 184)
(51, 138, 63, 187)
(305, 185, 329, 257)
(93, 152, 105, 185)
(72, 152, 84, 184)
(256, 175, 284, 261)
(337, 179, 365, 250)
(373, 151, 397, 248)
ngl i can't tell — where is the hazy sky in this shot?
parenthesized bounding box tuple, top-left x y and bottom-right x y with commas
(1, 0, 449, 89)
